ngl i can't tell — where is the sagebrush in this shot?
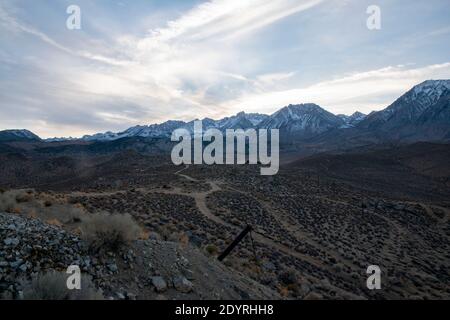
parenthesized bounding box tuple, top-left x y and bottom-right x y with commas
(22, 271, 103, 300)
(80, 212, 141, 252)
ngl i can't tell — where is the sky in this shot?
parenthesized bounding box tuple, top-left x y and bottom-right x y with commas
(0, 0, 449, 138)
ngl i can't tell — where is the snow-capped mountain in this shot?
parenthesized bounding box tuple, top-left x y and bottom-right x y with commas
(338, 111, 366, 128)
(258, 104, 344, 137)
(359, 80, 450, 131)
(80, 112, 269, 141)
(0, 129, 41, 142)
(341, 79, 450, 142)
(216, 112, 268, 129)
(3, 80, 449, 145)
(48, 79, 450, 143)
(44, 137, 78, 142)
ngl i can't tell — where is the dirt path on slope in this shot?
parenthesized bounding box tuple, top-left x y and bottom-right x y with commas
(67, 166, 361, 298)
(224, 185, 359, 270)
(174, 165, 198, 182)
(173, 168, 336, 270)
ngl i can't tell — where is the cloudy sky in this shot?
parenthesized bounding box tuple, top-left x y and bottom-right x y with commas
(0, 0, 449, 138)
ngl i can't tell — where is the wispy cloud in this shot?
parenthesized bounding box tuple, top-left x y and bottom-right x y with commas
(0, 0, 449, 138)
(0, 3, 130, 66)
(224, 63, 450, 115)
(36, 0, 325, 132)
(146, 0, 323, 42)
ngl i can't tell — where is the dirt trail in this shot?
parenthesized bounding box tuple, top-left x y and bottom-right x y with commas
(71, 166, 344, 270)
(68, 168, 382, 275)
(70, 190, 125, 197)
(176, 176, 360, 297)
(67, 165, 361, 297)
(173, 168, 333, 270)
(174, 165, 198, 182)
(224, 185, 359, 270)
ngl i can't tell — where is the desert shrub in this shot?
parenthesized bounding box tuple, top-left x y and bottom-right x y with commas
(167, 231, 190, 246)
(46, 218, 63, 227)
(22, 271, 103, 300)
(332, 262, 344, 273)
(147, 231, 162, 241)
(15, 190, 34, 203)
(139, 229, 150, 240)
(278, 268, 298, 286)
(0, 190, 85, 226)
(205, 244, 219, 256)
(277, 285, 290, 297)
(178, 232, 189, 247)
(304, 292, 323, 300)
(67, 197, 80, 205)
(286, 283, 301, 297)
(167, 232, 179, 242)
(80, 212, 141, 252)
(0, 190, 22, 212)
(41, 204, 84, 224)
(158, 224, 177, 241)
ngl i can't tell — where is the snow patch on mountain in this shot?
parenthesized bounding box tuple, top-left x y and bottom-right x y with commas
(258, 104, 344, 135)
(0, 129, 41, 141)
(338, 111, 366, 128)
(13, 79, 448, 143)
(80, 112, 269, 141)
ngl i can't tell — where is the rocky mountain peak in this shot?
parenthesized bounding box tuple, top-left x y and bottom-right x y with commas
(0, 129, 41, 142)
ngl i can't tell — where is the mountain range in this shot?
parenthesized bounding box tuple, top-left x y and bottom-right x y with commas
(1, 80, 449, 149)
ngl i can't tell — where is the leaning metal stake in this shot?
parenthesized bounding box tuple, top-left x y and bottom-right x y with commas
(218, 225, 253, 262)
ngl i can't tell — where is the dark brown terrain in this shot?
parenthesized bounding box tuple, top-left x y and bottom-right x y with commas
(1, 140, 449, 300)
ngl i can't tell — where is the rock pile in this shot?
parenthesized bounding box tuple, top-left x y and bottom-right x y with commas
(0, 213, 111, 299)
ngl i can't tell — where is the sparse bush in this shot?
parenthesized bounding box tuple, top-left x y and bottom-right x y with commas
(277, 285, 289, 297)
(158, 224, 177, 241)
(0, 190, 22, 212)
(46, 218, 63, 227)
(167, 232, 179, 242)
(147, 231, 162, 241)
(80, 212, 141, 252)
(67, 197, 79, 205)
(27, 209, 38, 219)
(139, 229, 150, 240)
(43, 204, 84, 224)
(15, 191, 34, 203)
(304, 292, 323, 300)
(0, 190, 85, 225)
(333, 263, 344, 273)
(278, 269, 298, 286)
(286, 283, 301, 297)
(205, 244, 219, 256)
(178, 232, 189, 247)
(11, 207, 22, 214)
(22, 271, 103, 300)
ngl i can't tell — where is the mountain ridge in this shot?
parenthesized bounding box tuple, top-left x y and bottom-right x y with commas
(1, 80, 449, 147)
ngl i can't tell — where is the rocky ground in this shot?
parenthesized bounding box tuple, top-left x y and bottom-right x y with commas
(0, 212, 278, 300)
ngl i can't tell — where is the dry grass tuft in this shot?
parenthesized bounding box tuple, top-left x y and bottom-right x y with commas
(0, 190, 85, 225)
(22, 271, 103, 300)
(46, 218, 63, 227)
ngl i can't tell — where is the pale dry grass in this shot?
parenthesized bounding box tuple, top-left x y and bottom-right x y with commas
(22, 271, 103, 300)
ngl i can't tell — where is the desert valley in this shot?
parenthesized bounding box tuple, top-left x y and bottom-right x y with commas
(1, 80, 449, 300)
